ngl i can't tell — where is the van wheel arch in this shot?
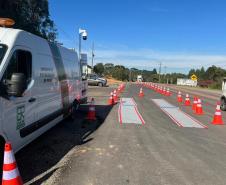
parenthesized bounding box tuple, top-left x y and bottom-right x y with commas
(68, 99, 80, 120)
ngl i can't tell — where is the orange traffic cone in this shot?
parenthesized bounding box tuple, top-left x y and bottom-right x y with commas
(159, 87, 163, 94)
(139, 88, 144, 97)
(113, 90, 118, 102)
(165, 88, 171, 96)
(86, 98, 96, 120)
(108, 92, 114, 105)
(212, 103, 224, 125)
(2, 142, 23, 185)
(192, 97, 198, 111)
(195, 99, 204, 115)
(184, 94, 191, 106)
(177, 91, 183, 103)
(161, 87, 166, 95)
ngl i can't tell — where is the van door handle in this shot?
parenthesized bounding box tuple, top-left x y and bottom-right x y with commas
(28, 97, 36, 103)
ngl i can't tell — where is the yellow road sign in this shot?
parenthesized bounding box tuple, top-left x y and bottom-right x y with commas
(191, 74, 197, 81)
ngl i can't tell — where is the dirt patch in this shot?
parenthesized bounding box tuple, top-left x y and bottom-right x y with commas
(106, 77, 123, 85)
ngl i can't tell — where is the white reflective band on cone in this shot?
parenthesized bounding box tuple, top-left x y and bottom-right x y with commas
(90, 107, 95, 111)
(197, 104, 202, 107)
(4, 151, 16, 164)
(216, 105, 221, 110)
(3, 168, 20, 180)
(215, 112, 221, 116)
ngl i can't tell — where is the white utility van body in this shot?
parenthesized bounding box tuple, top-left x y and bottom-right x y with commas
(0, 27, 87, 154)
(221, 77, 226, 111)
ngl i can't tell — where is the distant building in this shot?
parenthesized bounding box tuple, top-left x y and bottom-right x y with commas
(177, 78, 197, 87)
(83, 65, 92, 75)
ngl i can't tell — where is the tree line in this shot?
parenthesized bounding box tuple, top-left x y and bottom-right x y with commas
(93, 63, 187, 83)
(0, 0, 57, 41)
(188, 66, 226, 89)
(94, 63, 226, 89)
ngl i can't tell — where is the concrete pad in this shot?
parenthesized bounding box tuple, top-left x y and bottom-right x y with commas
(152, 99, 207, 128)
(120, 98, 137, 106)
(118, 98, 145, 125)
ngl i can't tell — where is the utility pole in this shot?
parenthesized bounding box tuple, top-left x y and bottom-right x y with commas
(129, 68, 132, 82)
(158, 62, 162, 83)
(164, 66, 167, 83)
(91, 42, 94, 74)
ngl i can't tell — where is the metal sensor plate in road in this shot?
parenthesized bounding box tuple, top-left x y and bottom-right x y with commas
(120, 98, 137, 106)
(118, 98, 145, 125)
(152, 99, 207, 128)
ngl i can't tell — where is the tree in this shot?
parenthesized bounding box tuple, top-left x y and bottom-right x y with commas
(188, 69, 196, 78)
(200, 67, 205, 79)
(152, 68, 157, 74)
(104, 63, 114, 76)
(112, 65, 129, 81)
(94, 63, 104, 76)
(0, 0, 57, 41)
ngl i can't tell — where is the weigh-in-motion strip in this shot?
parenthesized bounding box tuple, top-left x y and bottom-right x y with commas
(152, 99, 207, 128)
(118, 98, 145, 125)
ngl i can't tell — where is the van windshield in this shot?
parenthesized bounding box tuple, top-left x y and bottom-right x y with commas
(0, 44, 7, 65)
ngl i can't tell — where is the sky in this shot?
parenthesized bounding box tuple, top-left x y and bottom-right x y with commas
(49, 0, 226, 74)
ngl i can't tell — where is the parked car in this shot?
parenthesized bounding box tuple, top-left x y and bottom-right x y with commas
(87, 74, 107, 87)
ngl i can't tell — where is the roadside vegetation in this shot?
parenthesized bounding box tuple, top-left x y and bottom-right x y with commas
(188, 66, 226, 89)
(94, 63, 226, 89)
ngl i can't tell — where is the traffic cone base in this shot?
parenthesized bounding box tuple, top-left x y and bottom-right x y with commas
(178, 97, 183, 103)
(139, 88, 144, 97)
(196, 104, 204, 115)
(212, 104, 224, 125)
(184, 98, 191, 106)
(113, 90, 118, 102)
(108, 95, 115, 105)
(86, 98, 96, 120)
(192, 100, 197, 111)
(2, 143, 23, 185)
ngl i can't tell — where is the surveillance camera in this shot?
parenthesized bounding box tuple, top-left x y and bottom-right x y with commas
(82, 31, 87, 40)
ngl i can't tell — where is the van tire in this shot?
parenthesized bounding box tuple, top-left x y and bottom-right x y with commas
(69, 101, 79, 120)
(0, 137, 5, 184)
(98, 82, 103, 87)
(221, 98, 226, 111)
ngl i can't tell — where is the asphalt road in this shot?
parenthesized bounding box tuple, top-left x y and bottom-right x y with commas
(17, 84, 226, 185)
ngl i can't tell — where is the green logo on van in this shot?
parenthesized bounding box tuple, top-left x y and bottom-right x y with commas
(16, 105, 25, 130)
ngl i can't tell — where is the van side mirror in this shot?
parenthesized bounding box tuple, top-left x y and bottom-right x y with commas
(6, 73, 27, 97)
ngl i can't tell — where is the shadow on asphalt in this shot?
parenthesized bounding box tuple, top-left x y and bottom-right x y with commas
(16, 104, 113, 184)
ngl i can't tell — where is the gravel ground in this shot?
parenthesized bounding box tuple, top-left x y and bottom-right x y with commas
(16, 85, 114, 185)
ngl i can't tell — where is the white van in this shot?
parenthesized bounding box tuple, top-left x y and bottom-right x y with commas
(0, 27, 87, 162)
